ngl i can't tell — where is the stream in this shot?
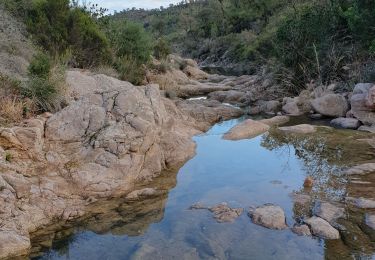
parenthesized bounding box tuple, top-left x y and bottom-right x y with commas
(31, 117, 375, 260)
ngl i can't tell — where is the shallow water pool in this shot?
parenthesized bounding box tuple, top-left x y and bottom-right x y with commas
(32, 118, 375, 260)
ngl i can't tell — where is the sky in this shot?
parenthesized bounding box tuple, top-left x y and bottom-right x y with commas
(91, 0, 181, 12)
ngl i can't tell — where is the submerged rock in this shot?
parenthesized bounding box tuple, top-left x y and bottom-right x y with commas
(304, 216, 340, 239)
(365, 214, 375, 230)
(344, 163, 375, 175)
(248, 204, 288, 230)
(291, 224, 311, 236)
(223, 119, 270, 141)
(189, 202, 243, 223)
(346, 197, 375, 209)
(278, 124, 316, 134)
(209, 203, 244, 223)
(313, 201, 345, 223)
(330, 117, 361, 129)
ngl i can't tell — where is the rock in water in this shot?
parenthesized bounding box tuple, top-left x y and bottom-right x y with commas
(304, 216, 340, 239)
(313, 201, 344, 223)
(344, 163, 375, 175)
(291, 224, 311, 236)
(311, 94, 349, 117)
(278, 124, 316, 134)
(223, 119, 270, 141)
(209, 203, 244, 223)
(259, 116, 289, 127)
(330, 117, 361, 129)
(365, 214, 375, 230)
(346, 197, 375, 209)
(248, 204, 288, 230)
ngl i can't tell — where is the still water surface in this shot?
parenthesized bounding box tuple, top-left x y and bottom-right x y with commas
(34, 118, 375, 259)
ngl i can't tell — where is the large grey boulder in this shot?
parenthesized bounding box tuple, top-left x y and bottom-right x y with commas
(248, 204, 288, 230)
(223, 119, 270, 140)
(304, 216, 340, 239)
(311, 94, 349, 117)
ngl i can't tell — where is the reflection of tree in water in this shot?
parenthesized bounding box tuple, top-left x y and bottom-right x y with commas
(262, 128, 375, 259)
(261, 128, 374, 202)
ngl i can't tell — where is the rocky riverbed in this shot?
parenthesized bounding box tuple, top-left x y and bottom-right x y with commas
(1, 55, 375, 259)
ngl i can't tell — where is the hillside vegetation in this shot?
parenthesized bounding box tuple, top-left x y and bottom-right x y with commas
(1, 0, 375, 125)
(117, 0, 375, 91)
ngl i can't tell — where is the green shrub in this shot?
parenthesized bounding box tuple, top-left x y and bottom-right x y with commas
(109, 20, 152, 64)
(115, 56, 146, 85)
(28, 53, 51, 79)
(154, 37, 171, 60)
(68, 8, 112, 67)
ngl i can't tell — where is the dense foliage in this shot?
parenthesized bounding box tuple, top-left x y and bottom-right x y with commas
(118, 0, 375, 90)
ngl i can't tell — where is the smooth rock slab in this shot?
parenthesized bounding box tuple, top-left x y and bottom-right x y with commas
(365, 214, 375, 230)
(259, 116, 290, 127)
(304, 216, 340, 239)
(344, 163, 375, 175)
(248, 204, 288, 230)
(291, 224, 312, 236)
(330, 117, 361, 129)
(346, 197, 375, 209)
(223, 119, 270, 141)
(313, 201, 345, 223)
(278, 124, 316, 134)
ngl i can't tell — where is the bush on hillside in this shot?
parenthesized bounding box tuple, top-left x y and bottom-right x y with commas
(154, 37, 171, 60)
(108, 20, 152, 64)
(115, 56, 146, 85)
(28, 52, 51, 79)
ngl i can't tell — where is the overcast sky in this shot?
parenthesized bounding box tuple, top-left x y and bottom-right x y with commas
(91, 0, 180, 12)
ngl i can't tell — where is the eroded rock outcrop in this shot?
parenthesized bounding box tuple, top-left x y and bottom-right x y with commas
(0, 70, 243, 259)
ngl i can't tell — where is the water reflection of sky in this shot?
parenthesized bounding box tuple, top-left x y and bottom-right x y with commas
(36, 119, 374, 260)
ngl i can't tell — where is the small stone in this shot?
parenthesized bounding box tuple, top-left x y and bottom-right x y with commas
(303, 176, 314, 188)
(248, 204, 288, 230)
(291, 224, 311, 236)
(313, 201, 345, 223)
(330, 117, 361, 129)
(304, 216, 340, 239)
